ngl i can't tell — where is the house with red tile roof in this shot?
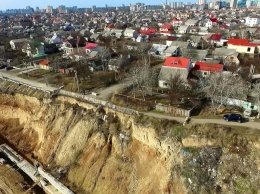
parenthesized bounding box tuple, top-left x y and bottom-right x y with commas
(85, 43, 101, 54)
(158, 57, 192, 88)
(139, 27, 156, 35)
(227, 38, 260, 55)
(159, 24, 173, 36)
(39, 60, 51, 70)
(192, 61, 223, 77)
(171, 17, 183, 27)
(207, 34, 227, 47)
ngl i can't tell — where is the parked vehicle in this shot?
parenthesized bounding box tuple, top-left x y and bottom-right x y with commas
(243, 109, 252, 117)
(0, 65, 7, 69)
(223, 114, 243, 123)
(5, 66, 13, 71)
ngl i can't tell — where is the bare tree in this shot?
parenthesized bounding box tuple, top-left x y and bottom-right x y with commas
(129, 58, 157, 100)
(252, 81, 260, 118)
(182, 49, 199, 62)
(167, 70, 186, 103)
(137, 42, 150, 53)
(200, 72, 248, 115)
(99, 46, 111, 71)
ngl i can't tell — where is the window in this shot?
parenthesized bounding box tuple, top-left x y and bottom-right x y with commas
(247, 47, 251, 52)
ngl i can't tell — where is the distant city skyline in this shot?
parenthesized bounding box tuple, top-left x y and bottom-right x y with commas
(0, 0, 196, 10)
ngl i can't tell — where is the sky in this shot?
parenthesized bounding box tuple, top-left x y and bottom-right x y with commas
(0, 0, 187, 10)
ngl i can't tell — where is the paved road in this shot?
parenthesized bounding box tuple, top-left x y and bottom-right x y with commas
(86, 78, 131, 100)
(145, 112, 260, 129)
(1, 69, 260, 129)
(0, 70, 57, 92)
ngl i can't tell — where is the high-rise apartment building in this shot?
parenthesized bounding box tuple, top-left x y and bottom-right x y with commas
(229, 0, 238, 7)
(46, 5, 53, 14)
(198, 0, 206, 5)
(58, 5, 66, 13)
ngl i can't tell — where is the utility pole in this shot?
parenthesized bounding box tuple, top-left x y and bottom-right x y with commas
(74, 70, 80, 93)
(76, 36, 80, 54)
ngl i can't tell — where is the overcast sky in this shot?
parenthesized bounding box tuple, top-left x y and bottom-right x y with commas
(0, 0, 192, 10)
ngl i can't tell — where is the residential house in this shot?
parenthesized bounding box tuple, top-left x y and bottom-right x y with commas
(191, 61, 223, 78)
(182, 48, 208, 62)
(136, 35, 149, 42)
(164, 46, 182, 58)
(171, 17, 183, 27)
(185, 19, 199, 26)
(171, 41, 193, 52)
(158, 57, 192, 88)
(108, 58, 129, 71)
(88, 59, 103, 72)
(89, 33, 101, 42)
(49, 33, 63, 44)
(22, 41, 46, 58)
(58, 66, 74, 74)
(159, 24, 173, 36)
(205, 18, 218, 28)
(108, 59, 120, 71)
(39, 60, 51, 70)
(53, 18, 62, 26)
(189, 36, 208, 49)
(104, 24, 115, 32)
(227, 38, 259, 55)
(124, 28, 138, 39)
(80, 29, 91, 37)
(148, 44, 168, 58)
(139, 27, 156, 35)
(205, 19, 213, 29)
(178, 25, 191, 34)
(199, 27, 209, 35)
(111, 29, 124, 39)
(245, 16, 260, 27)
(213, 48, 239, 65)
(246, 28, 257, 39)
(85, 43, 101, 54)
(166, 36, 178, 46)
(61, 37, 86, 56)
(44, 43, 59, 54)
(207, 34, 227, 47)
(10, 38, 30, 50)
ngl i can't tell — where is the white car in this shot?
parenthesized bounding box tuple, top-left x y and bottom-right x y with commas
(243, 109, 252, 117)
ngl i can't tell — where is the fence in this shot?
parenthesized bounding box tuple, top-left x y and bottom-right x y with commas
(155, 103, 192, 117)
(59, 90, 138, 115)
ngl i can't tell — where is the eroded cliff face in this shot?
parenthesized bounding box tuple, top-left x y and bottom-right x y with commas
(0, 82, 260, 194)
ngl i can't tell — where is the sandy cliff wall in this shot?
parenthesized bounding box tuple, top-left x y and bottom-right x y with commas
(0, 81, 259, 194)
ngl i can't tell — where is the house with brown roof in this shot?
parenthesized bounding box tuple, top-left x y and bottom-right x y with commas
(158, 57, 192, 88)
(166, 36, 178, 46)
